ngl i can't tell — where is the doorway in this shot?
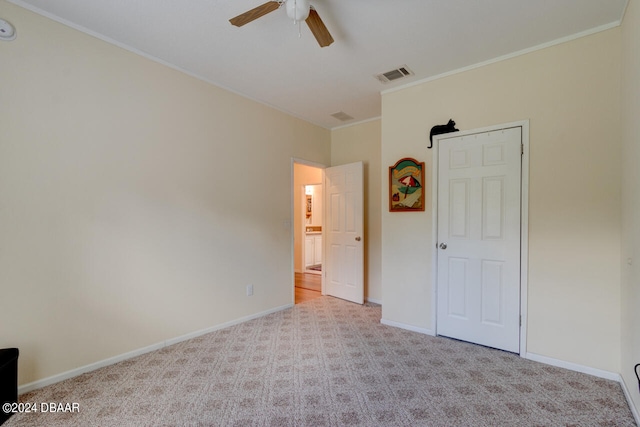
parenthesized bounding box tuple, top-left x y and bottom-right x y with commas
(434, 122, 529, 354)
(293, 161, 324, 304)
(291, 159, 366, 306)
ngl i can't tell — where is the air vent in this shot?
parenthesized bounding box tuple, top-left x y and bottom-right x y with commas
(375, 65, 414, 84)
(331, 111, 354, 122)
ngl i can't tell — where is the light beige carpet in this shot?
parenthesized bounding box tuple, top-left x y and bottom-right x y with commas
(5, 296, 636, 426)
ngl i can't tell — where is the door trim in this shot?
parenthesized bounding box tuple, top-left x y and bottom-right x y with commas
(431, 120, 529, 357)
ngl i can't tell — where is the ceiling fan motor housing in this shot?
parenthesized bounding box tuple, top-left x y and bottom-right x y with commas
(286, 0, 310, 22)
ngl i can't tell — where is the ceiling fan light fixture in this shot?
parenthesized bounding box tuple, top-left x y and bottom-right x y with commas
(286, 0, 310, 22)
(229, 0, 333, 47)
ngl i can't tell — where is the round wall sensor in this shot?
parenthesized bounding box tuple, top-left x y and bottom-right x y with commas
(0, 18, 17, 41)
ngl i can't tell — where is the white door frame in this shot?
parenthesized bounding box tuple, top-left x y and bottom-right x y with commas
(431, 120, 530, 357)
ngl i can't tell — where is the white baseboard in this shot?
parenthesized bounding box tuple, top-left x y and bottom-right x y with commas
(366, 297, 382, 305)
(380, 318, 435, 336)
(524, 350, 640, 422)
(163, 303, 293, 346)
(619, 373, 640, 426)
(524, 352, 620, 381)
(18, 342, 164, 395)
(18, 303, 293, 395)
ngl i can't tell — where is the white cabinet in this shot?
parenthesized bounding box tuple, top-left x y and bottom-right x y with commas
(305, 236, 314, 267)
(304, 234, 322, 268)
(313, 235, 322, 265)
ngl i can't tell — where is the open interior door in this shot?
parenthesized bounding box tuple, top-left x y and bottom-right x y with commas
(323, 162, 364, 304)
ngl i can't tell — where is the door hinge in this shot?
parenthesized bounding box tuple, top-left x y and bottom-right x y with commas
(519, 315, 522, 327)
(521, 143, 524, 155)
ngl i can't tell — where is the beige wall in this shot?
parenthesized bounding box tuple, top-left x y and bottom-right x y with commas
(620, 0, 640, 414)
(0, 1, 330, 386)
(293, 163, 324, 273)
(331, 120, 382, 302)
(381, 29, 622, 372)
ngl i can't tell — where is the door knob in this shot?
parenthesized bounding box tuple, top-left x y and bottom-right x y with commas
(355, 236, 361, 241)
(439, 243, 447, 249)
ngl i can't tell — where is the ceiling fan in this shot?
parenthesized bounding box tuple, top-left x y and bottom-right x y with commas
(229, 0, 334, 48)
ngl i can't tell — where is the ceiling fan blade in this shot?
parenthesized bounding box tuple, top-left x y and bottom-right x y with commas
(229, 1, 280, 27)
(305, 8, 334, 47)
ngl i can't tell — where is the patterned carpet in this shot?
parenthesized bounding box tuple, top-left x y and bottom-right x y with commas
(5, 296, 636, 426)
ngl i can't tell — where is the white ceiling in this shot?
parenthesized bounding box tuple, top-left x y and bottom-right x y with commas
(8, 0, 628, 129)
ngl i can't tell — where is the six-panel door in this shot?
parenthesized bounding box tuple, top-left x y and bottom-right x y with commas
(436, 128, 522, 353)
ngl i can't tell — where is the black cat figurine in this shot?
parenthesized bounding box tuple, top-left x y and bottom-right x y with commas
(429, 119, 459, 148)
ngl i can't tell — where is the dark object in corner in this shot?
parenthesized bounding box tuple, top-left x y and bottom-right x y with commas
(428, 119, 459, 148)
(635, 363, 640, 393)
(0, 348, 19, 426)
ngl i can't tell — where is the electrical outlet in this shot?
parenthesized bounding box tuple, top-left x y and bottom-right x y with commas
(246, 284, 254, 296)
